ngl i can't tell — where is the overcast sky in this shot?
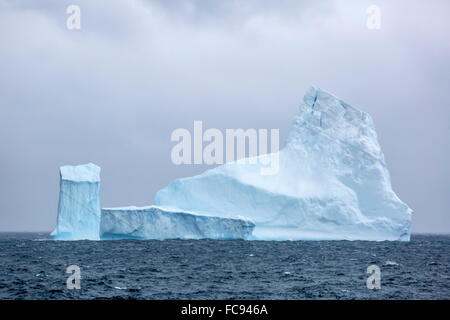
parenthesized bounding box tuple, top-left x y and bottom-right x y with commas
(0, 0, 449, 233)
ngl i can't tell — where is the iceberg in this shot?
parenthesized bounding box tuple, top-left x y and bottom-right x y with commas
(51, 163, 101, 240)
(155, 87, 412, 241)
(100, 206, 255, 240)
(51, 87, 411, 241)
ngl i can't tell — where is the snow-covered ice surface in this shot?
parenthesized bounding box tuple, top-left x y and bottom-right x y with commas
(100, 206, 254, 240)
(51, 163, 101, 240)
(155, 87, 412, 241)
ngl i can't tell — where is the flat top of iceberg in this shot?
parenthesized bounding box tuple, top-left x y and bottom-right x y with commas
(102, 205, 218, 217)
(102, 205, 254, 222)
(60, 163, 100, 182)
(102, 205, 155, 211)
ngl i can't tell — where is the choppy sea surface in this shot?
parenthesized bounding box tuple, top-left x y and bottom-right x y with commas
(0, 233, 448, 300)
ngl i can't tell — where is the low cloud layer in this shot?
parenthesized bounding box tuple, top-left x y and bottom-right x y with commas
(0, 0, 449, 233)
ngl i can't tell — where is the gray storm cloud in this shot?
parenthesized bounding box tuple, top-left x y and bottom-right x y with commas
(0, 0, 449, 233)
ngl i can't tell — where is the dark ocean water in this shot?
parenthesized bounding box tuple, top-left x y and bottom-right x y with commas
(0, 233, 448, 300)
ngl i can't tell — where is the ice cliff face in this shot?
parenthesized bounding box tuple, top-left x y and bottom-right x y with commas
(155, 87, 412, 240)
(51, 163, 101, 240)
(52, 164, 253, 240)
(100, 206, 254, 240)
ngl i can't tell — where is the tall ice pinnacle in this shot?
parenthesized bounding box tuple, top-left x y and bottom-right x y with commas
(51, 163, 101, 240)
(155, 87, 412, 240)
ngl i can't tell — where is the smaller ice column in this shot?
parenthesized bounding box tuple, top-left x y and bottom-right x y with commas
(51, 163, 101, 240)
